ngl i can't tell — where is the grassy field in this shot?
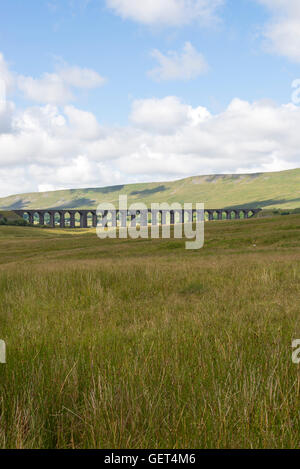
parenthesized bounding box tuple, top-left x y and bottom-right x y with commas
(0, 167, 300, 211)
(1, 215, 300, 448)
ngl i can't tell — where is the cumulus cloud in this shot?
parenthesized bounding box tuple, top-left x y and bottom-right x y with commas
(148, 42, 208, 81)
(0, 52, 299, 197)
(18, 73, 73, 105)
(0, 100, 15, 134)
(64, 105, 103, 140)
(257, 0, 300, 62)
(130, 96, 211, 133)
(17, 63, 105, 105)
(105, 0, 224, 27)
(58, 64, 106, 88)
(0, 92, 300, 197)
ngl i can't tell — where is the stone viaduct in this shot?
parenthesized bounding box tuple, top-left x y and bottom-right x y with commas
(14, 208, 261, 228)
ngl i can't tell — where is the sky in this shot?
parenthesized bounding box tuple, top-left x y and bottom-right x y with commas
(1, 0, 300, 197)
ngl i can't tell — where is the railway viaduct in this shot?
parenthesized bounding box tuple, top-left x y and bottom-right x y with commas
(14, 208, 262, 228)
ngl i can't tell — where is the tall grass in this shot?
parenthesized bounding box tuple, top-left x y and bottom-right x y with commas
(0, 215, 300, 448)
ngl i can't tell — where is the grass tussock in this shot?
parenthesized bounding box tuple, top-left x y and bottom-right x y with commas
(0, 215, 300, 448)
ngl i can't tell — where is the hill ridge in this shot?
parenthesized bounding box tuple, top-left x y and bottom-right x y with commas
(1, 168, 300, 211)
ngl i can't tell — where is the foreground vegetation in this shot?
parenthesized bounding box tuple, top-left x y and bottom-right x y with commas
(0, 215, 300, 448)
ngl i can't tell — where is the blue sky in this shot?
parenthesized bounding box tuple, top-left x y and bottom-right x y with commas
(1, 0, 300, 196)
(1, 0, 297, 121)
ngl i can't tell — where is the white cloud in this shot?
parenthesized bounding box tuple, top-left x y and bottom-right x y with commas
(17, 63, 105, 105)
(38, 183, 65, 192)
(106, 0, 224, 27)
(1, 92, 300, 198)
(64, 105, 102, 140)
(0, 100, 15, 134)
(130, 96, 211, 133)
(18, 73, 73, 105)
(58, 65, 106, 88)
(257, 0, 300, 62)
(55, 154, 98, 185)
(148, 42, 208, 81)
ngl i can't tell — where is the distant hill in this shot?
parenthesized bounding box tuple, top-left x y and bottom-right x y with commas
(0, 168, 300, 211)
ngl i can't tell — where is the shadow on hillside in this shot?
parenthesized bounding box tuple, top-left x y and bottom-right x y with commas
(204, 173, 261, 183)
(78, 185, 125, 194)
(130, 185, 168, 197)
(1, 200, 29, 210)
(52, 198, 96, 209)
(225, 197, 300, 209)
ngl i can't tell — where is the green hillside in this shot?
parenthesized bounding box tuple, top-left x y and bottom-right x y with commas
(0, 211, 24, 222)
(0, 168, 300, 211)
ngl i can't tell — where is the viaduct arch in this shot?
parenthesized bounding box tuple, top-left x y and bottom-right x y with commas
(14, 208, 262, 229)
